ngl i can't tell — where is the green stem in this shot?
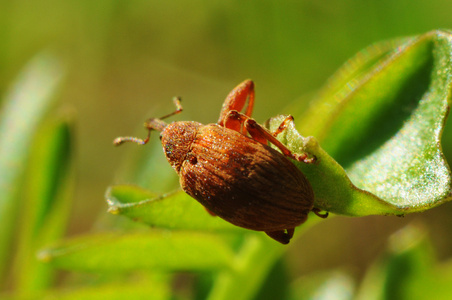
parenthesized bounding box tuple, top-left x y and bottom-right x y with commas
(207, 234, 285, 300)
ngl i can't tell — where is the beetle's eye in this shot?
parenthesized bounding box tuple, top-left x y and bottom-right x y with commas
(188, 154, 197, 165)
(159, 134, 163, 140)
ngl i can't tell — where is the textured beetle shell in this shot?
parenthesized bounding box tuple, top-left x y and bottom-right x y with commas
(163, 122, 314, 232)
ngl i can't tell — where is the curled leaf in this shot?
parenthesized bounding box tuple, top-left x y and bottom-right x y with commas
(269, 30, 452, 216)
(267, 115, 396, 216)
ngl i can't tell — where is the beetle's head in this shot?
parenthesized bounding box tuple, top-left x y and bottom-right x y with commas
(161, 121, 202, 172)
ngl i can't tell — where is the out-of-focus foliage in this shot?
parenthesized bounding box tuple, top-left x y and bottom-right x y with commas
(0, 54, 66, 285)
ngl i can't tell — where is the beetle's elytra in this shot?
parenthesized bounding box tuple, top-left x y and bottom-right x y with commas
(114, 80, 327, 244)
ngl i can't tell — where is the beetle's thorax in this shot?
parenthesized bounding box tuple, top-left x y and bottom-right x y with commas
(161, 121, 202, 173)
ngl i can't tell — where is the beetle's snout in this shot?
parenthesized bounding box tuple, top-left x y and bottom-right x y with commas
(161, 121, 203, 173)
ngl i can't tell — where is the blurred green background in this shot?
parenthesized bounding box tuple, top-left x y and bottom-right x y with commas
(2, 0, 452, 293)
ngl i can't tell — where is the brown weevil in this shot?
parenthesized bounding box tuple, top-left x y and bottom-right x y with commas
(114, 80, 327, 244)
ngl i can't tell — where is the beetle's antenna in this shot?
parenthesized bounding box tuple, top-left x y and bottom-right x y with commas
(113, 129, 151, 146)
(159, 97, 183, 120)
(113, 97, 184, 146)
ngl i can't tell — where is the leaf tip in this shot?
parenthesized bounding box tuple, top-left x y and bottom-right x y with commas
(107, 205, 121, 215)
(388, 223, 427, 254)
(36, 249, 53, 263)
(304, 136, 320, 151)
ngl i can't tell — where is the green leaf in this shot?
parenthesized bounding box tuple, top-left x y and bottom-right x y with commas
(357, 224, 437, 300)
(252, 258, 290, 300)
(205, 216, 322, 300)
(269, 30, 452, 216)
(434, 257, 452, 299)
(289, 271, 355, 300)
(0, 53, 64, 281)
(3, 277, 170, 300)
(206, 235, 285, 300)
(106, 184, 240, 231)
(14, 112, 74, 291)
(38, 231, 235, 272)
(48, 282, 169, 300)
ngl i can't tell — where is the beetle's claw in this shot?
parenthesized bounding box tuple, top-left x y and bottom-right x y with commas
(312, 208, 328, 219)
(305, 155, 317, 164)
(294, 153, 317, 164)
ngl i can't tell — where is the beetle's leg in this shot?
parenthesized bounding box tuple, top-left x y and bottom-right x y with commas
(224, 110, 252, 136)
(218, 80, 255, 126)
(312, 208, 329, 219)
(265, 228, 294, 244)
(272, 115, 294, 137)
(245, 118, 315, 164)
